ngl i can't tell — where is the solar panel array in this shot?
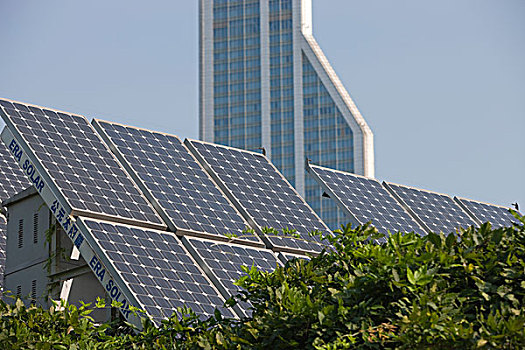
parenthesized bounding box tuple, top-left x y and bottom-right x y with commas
(455, 197, 519, 229)
(0, 142, 31, 204)
(93, 120, 261, 245)
(0, 99, 164, 229)
(83, 218, 235, 323)
(183, 236, 279, 316)
(4, 97, 518, 327)
(384, 182, 477, 234)
(1, 98, 330, 325)
(307, 164, 425, 237)
(186, 140, 330, 254)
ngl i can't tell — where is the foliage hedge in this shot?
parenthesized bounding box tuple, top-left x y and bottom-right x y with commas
(1, 213, 524, 349)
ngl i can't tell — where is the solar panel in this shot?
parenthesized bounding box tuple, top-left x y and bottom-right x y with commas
(81, 218, 236, 323)
(92, 120, 262, 246)
(182, 236, 280, 316)
(454, 197, 520, 229)
(0, 99, 164, 229)
(186, 140, 330, 254)
(0, 140, 31, 204)
(307, 164, 426, 238)
(0, 214, 6, 289)
(384, 182, 477, 234)
(278, 252, 310, 264)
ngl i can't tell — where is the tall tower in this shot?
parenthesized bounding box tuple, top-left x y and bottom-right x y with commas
(199, 0, 374, 229)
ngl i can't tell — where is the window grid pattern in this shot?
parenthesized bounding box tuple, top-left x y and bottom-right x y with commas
(269, 0, 295, 186)
(213, 0, 262, 151)
(302, 54, 354, 230)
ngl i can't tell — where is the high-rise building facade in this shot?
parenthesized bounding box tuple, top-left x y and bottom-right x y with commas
(199, 0, 374, 229)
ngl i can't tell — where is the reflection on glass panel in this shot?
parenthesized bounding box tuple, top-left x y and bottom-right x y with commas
(213, 0, 262, 151)
(303, 54, 354, 229)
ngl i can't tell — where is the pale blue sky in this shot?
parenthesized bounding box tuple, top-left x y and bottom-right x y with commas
(1, 0, 523, 210)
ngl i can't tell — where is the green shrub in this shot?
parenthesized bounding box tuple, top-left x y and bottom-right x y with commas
(0, 213, 523, 349)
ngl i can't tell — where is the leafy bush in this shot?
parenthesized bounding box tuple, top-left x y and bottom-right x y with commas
(0, 213, 523, 349)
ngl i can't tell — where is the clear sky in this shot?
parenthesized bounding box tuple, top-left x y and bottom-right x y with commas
(1, 0, 523, 210)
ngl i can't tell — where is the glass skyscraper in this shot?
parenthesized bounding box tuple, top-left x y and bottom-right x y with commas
(199, 0, 374, 229)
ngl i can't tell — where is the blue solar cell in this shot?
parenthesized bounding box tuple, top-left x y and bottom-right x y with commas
(183, 236, 279, 316)
(93, 120, 261, 245)
(384, 182, 477, 234)
(0, 99, 164, 228)
(186, 140, 330, 254)
(83, 219, 235, 323)
(307, 164, 425, 237)
(455, 197, 520, 229)
(0, 141, 31, 204)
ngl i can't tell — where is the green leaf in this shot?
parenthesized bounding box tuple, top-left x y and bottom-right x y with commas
(491, 229, 503, 245)
(445, 232, 456, 249)
(476, 338, 486, 347)
(407, 267, 416, 285)
(318, 311, 325, 325)
(392, 269, 400, 282)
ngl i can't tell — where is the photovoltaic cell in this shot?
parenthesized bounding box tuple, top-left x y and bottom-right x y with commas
(307, 164, 425, 238)
(183, 236, 279, 315)
(83, 219, 235, 323)
(93, 120, 261, 245)
(0, 141, 31, 203)
(455, 197, 520, 229)
(0, 99, 164, 228)
(186, 140, 330, 254)
(385, 182, 477, 234)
